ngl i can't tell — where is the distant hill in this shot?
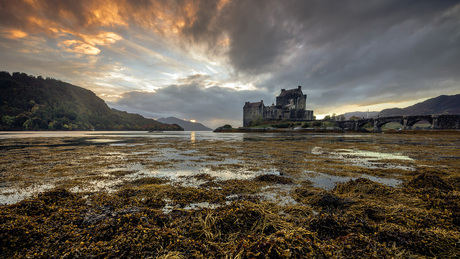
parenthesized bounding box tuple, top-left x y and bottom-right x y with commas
(341, 111, 380, 120)
(378, 94, 460, 117)
(157, 117, 212, 131)
(0, 71, 183, 131)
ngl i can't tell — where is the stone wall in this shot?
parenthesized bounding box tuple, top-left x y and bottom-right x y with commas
(243, 86, 314, 126)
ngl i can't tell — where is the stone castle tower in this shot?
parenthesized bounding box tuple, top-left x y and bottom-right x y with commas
(243, 86, 314, 127)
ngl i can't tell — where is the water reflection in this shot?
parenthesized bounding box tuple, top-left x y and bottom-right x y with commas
(191, 131, 196, 144)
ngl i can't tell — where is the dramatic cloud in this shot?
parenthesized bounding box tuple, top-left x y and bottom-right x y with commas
(1, 0, 459, 127)
(109, 74, 273, 128)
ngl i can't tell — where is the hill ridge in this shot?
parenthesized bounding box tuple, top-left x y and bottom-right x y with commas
(378, 94, 460, 117)
(0, 71, 183, 131)
(157, 117, 212, 131)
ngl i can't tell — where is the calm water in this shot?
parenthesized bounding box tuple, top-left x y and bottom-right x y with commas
(0, 130, 374, 141)
(0, 131, 216, 139)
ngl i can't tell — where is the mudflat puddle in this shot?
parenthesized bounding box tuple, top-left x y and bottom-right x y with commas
(0, 183, 55, 205)
(306, 171, 402, 190)
(311, 147, 415, 170)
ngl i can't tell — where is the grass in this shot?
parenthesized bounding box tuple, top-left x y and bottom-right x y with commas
(1, 132, 459, 258)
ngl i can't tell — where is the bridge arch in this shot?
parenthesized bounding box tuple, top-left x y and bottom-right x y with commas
(357, 120, 372, 128)
(407, 119, 432, 127)
(380, 121, 404, 130)
(373, 116, 404, 132)
(332, 114, 460, 132)
(405, 115, 433, 129)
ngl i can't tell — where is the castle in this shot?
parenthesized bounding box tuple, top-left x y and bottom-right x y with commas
(243, 86, 314, 127)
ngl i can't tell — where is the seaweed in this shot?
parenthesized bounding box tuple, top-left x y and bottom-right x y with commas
(405, 173, 453, 191)
(1, 132, 460, 258)
(254, 174, 294, 184)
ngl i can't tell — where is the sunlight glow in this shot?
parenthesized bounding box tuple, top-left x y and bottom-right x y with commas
(315, 97, 431, 118)
(81, 32, 122, 46)
(219, 82, 257, 91)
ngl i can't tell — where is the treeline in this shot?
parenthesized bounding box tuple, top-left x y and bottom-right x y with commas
(0, 72, 183, 131)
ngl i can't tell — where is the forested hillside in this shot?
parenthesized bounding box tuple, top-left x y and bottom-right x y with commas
(0, 72, 183, 131)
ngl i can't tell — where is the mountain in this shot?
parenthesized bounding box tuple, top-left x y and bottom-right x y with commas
(340, 111, 380, 120)
(0, 71, 183, 131)
(378, 94, 460, 117)
(157, 117, 212, 131)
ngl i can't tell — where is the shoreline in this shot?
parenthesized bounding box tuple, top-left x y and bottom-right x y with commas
(214, 128, 345, 133)
(214, 127, 460, 134)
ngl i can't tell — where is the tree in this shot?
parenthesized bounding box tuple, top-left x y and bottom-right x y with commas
(14, 113, 28, 127)
(337, 115, 346, 121)
(2, 115, 15, 127)
(331, 113, 337, 121)
(0, 71, 183, 131)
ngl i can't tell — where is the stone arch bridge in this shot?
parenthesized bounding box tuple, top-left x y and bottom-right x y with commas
(334, 115, 460, 132)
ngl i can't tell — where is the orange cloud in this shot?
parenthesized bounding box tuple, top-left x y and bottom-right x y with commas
(2, 0, 229, 57)
(80, 32, 122, 46)
(2, 29, 28, 39)
(217, 0, 231, 11)
(56, 31, 122, 55)
(58, 40, 101, 55)
(23, 0, 39, 8)
(218, 37, 230, 47)
(22, 7, 124, 55)
(86, 0, 127, 27)
(4, 0, 231, 38)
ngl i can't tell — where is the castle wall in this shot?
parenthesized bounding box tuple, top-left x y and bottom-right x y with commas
(297, 95, 306, 110)
(243, 86, 314, 126)
(265, 106, 282, 120)
(306, 110, 314, 120)
(243, 101, 264, 127)
(276, 86, 307, 111)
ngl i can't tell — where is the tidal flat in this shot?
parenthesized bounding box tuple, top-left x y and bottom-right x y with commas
(1, 131, 459, 258)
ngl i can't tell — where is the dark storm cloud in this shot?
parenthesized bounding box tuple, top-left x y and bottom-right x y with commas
(193, 0, 460, 107)
(109, 74, 273, 128)
(217, 1, 296, 74)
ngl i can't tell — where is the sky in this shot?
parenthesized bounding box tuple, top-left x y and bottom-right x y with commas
(1, 0, 459, 128)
